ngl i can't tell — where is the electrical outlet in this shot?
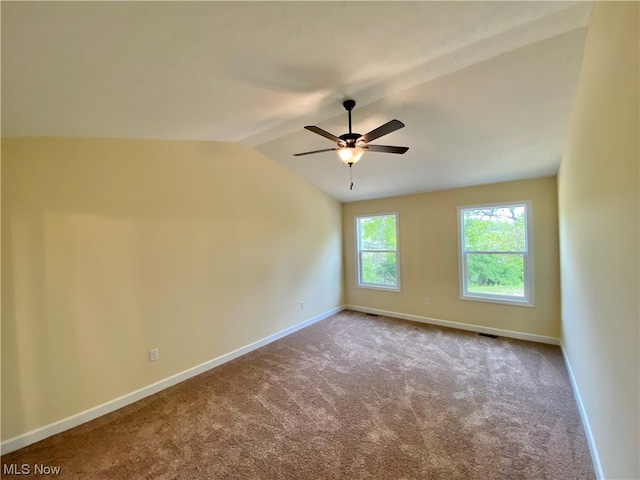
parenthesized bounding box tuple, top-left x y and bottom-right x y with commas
(424, 297, 430, 305)
(300, 300, 305, 310)
(149, 348, 159, 362)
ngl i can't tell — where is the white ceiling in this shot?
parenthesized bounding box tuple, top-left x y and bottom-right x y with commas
(1, 1, 592, 202)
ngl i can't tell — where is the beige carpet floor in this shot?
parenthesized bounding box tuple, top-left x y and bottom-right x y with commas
(2, 310, 594, 479)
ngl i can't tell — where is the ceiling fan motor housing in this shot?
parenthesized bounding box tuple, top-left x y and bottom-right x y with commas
(339, 132, 364, 148)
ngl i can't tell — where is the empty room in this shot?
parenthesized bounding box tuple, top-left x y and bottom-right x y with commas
(1, 2, 638, 479)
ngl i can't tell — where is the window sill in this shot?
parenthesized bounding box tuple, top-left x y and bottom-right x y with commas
(460, 294, 534, 308)
(357, 284, 401, 293)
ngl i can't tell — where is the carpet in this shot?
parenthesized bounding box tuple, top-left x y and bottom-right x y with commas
(1, 310, 594, 479)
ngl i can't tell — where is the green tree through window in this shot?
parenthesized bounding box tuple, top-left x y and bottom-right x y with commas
(356, 214, 399, 290)
(458, 203, 533, 306)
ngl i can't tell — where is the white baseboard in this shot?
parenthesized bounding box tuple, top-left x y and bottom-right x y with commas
(560, 342, 604, 480)
(345, 305, 560, 345)
(1, 306, 345, 455)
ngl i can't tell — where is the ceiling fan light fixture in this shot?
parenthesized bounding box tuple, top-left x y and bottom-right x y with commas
(338, 147, 364, 164)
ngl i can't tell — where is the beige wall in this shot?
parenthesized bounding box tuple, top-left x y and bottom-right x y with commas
(343, 177, 560, 338)
(1, 137, 343, 441)
(557, 2, 639, 479)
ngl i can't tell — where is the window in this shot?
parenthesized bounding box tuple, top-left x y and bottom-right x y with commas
(356, 213, 400, 291)
(458, 202, 533, 306)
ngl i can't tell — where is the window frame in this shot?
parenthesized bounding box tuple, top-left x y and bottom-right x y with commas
(355, 212, 401, 292)
(457, 201, 534, 307)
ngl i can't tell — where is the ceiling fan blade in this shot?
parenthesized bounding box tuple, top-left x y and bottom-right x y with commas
(293, 148, 339, 157)
(363, 144, 409, 154)
(359, 119, 405, 144)
(304, 126, 343, 144)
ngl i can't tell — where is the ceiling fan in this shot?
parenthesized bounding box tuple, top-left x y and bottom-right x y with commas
(293, 99, 409, 167)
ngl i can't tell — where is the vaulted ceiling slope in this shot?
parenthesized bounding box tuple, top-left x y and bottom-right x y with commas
(1, 2, 591, 202)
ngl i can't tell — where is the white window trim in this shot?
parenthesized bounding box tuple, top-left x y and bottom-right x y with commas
(457, 201, 534, 307)
(355, 212, 401, 292)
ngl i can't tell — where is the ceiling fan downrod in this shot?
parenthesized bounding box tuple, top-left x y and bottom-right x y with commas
(344, 99, 356, 135)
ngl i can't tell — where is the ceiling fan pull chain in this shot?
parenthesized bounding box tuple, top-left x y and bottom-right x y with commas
(349, 163, 354, 190)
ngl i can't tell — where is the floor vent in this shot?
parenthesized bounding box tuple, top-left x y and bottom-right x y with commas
(366, 313, 379, 317)
(478, 333, 499, 339)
